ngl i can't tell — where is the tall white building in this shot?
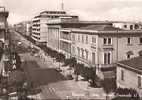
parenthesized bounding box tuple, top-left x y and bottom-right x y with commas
(32, 11, 78, 45)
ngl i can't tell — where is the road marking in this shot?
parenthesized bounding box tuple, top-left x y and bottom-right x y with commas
(49, 87, 56, 93)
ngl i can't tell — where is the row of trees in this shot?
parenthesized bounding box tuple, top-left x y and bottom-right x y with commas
(39, 45, 97, 86)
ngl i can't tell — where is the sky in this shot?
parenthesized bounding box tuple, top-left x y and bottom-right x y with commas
(1, 0, 142, 25)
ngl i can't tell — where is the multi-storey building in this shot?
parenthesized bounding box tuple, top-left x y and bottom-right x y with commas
(60, 24, 142, 71)
(32, 11, 77, 45)
(46, 16, 79, 51)
(47, 19, 111, 52)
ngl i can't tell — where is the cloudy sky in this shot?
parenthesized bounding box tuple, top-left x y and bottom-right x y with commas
(1, 0, 142, 24)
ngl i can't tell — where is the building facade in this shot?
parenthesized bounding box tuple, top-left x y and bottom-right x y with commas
(31, 11, 74, 45)
(117, 57, 142, 95)
(60, 25, 142, 70)
(47, 19, 111, 53)
(46, 16, 79, 51)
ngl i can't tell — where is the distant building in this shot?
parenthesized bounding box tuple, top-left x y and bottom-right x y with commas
(14, 21, 32, 36)
(31, 11, 78, 45)
(113, 21, 140, 30)
(117, 57, 142, 95)
(26, 21, 32, 36)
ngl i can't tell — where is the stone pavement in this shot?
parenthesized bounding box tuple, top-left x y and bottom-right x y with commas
(48, 80, 108, 99)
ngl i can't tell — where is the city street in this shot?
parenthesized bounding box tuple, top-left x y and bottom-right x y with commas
(0, 2, 141, 100)
(11, 30, 107, 100)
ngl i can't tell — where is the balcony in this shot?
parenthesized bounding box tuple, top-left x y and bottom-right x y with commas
(60, 38, 71, 43)
(91, 43, 96, 49)
(103, 44, 113, 50)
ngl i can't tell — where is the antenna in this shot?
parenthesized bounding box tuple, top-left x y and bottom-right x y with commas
(61, 0, 64, 11)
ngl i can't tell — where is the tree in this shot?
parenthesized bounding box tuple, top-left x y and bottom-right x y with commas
(55, 53, 65, 62)
(74, 63, 84, 81)
(15, 52, 22, 70)
(102, 78, 116, 100)
(63, 57, 77, 67)
(7, 70, 31, 100)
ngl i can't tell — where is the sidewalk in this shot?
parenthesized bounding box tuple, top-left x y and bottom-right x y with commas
(32, 52, 109, 99)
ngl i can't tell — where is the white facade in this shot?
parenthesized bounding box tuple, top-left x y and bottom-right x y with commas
(32, 11, 67, 45)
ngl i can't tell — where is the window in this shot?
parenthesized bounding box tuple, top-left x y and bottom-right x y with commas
(92, 36, 96, 43)
(139, 51, 142, 56)
(72, 34, 75, 41)
(108, 53, 111, 64)
(140, 38, 142, 44)
(72, 46, 75, 54)
(86, 35, 88, 44)
(78, 34, 80, 42)
(85, 50, 88, 60)
(104, 38, 107, 45)
(82, 35, 84, 43)
(138, 76, 141, 88)
(130, 25, 133, 30)
(104, 52, 111, 64)
(121, 70, 124, 81)
(92, 53, 96, 64)
(108, 38, 112, 44)
(124, 25, 127, 28)
(103, 38, 112, 45)
(77, 47, 80, 57)
(81, 49, 84, 58)
(104, 53, 107, 64)
(126, 51, 133, 59)
(127, 54, 130, 59)
(127, 38, 131, 44)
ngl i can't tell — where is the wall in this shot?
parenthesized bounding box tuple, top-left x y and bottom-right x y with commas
(39, 17, 48, 43)
(47, 25, 60, 51)
(117, 66, 142, 95)
(96, 34, 142, 67)
(117, 36, 142, 61)
(70, 32, 98, 67)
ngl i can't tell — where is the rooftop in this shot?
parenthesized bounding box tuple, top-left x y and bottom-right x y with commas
(47, 20, 112, 25)
(117, 56, 142, 74)
(80, 24, 121, 31)
(61, 24, 142, 35)
(40, 10, 66, 15)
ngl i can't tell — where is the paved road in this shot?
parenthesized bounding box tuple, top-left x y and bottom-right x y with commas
(10, 30, 31, 47)
(20, 53, 66, 99)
